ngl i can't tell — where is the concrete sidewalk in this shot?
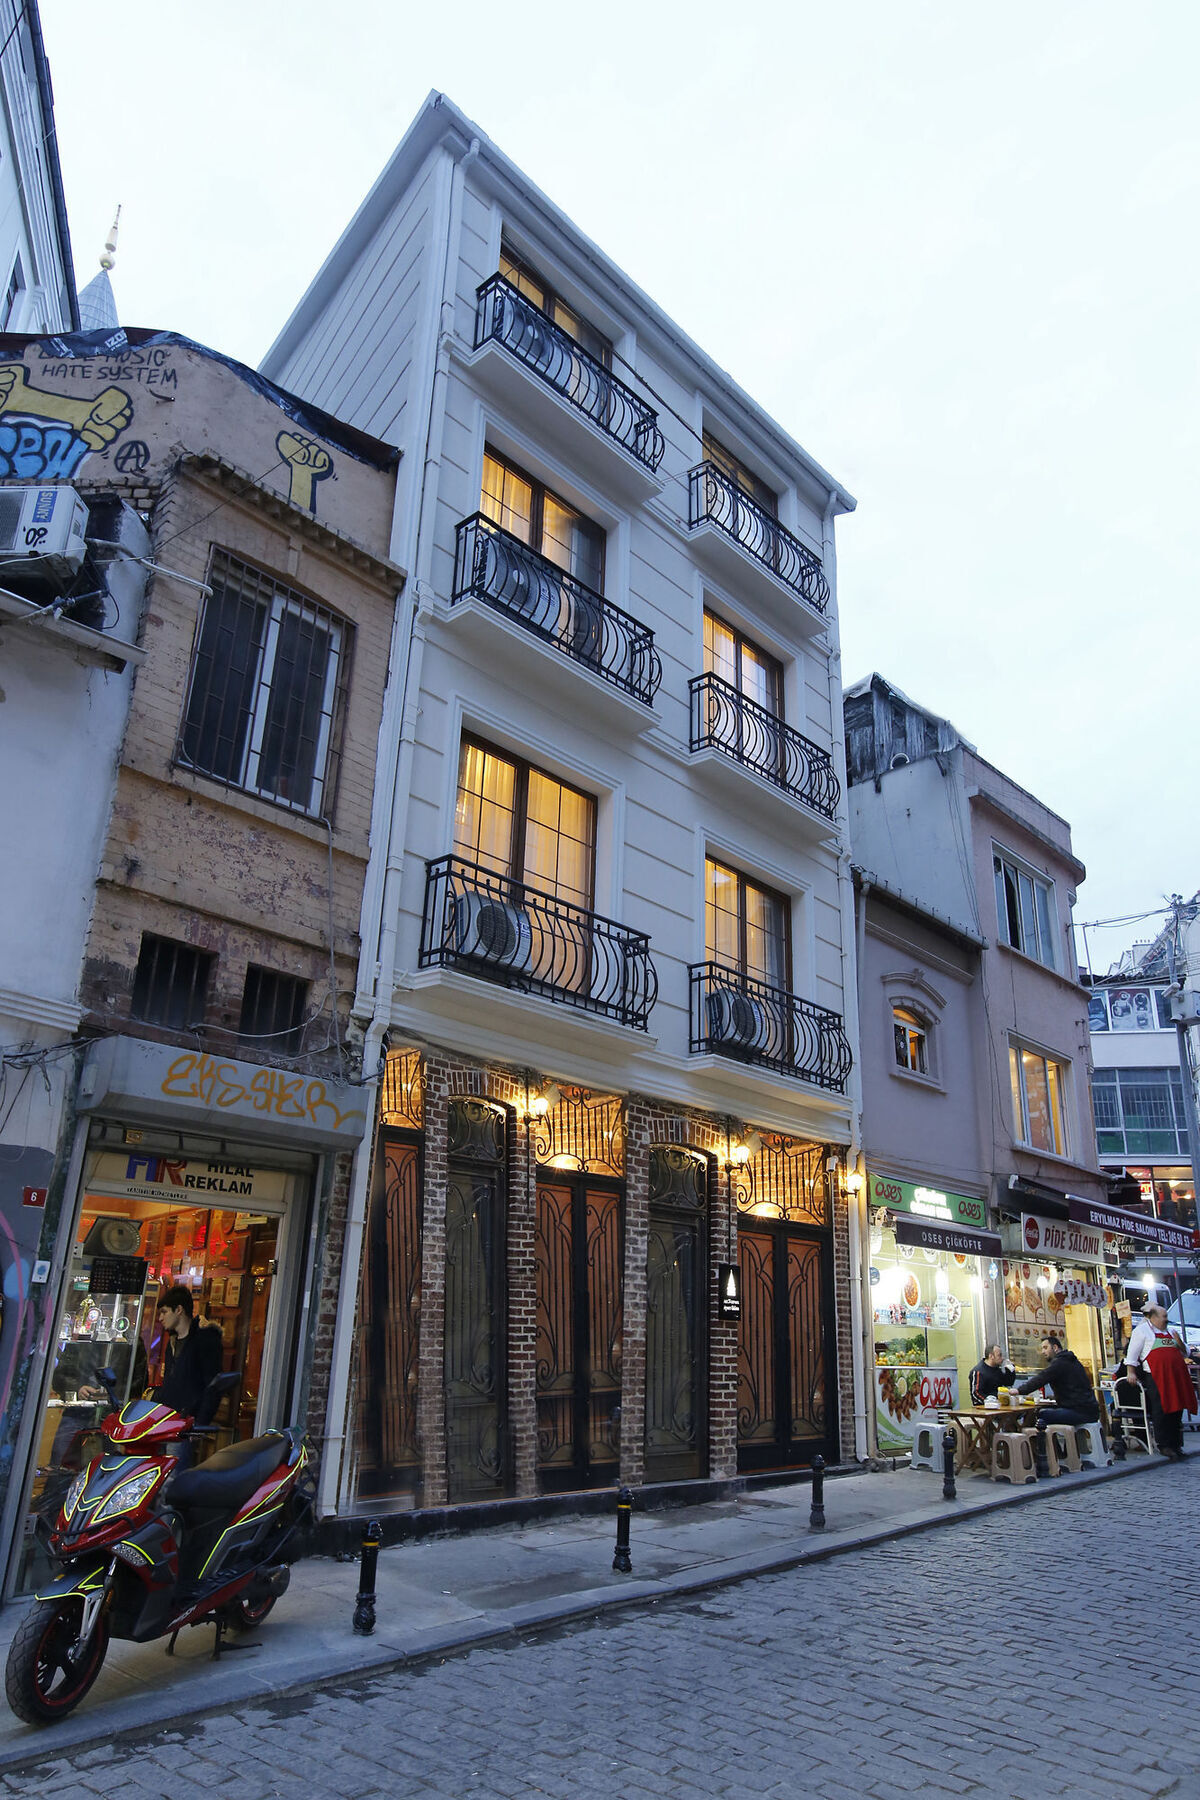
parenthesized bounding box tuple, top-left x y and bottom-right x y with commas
(0, 1450, 1171, 1770)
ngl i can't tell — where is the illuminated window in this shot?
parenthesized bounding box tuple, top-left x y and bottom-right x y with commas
(705, 856, 789, 990)
(1010, 1044, 1069, 1156)
(454, 738, 595, 911)
(499, 243, 612, 366)
(893, 1006, 928, 1076)
(480, 448, 604, 593)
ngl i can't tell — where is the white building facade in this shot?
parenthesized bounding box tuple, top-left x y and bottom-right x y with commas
(262, 93, 864, 1517)
(0, 1, 76, 337)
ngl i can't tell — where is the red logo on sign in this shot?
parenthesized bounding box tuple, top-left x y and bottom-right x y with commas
(22, 1187, 47, 1209)
(1024, 1216, 1040, 1251)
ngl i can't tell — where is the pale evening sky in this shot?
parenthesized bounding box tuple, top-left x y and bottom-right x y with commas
(40, 1, 1199, 969)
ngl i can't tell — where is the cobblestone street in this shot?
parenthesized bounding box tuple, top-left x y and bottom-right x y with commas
(6, 1463, 1199, 1800)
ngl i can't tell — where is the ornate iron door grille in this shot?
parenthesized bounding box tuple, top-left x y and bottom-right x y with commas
(444, 1100, 511, 1502)
(354, 1131, 422, 1501)
(536, 1175, 623, 1491)
(645, 1148, 708, 1482)
(737, 1222, 836, 1470)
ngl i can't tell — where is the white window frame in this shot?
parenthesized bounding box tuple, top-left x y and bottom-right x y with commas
(892, 1003, 931, 1079)
(993, 847, 1058, 971)
(242, 595, 342, 817)
(1009, 1040, 1070, 1157)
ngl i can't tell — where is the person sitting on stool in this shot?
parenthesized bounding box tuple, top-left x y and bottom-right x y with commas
(969, 1344, 1015, 1405)
(1012, 1335, 1100, 1425)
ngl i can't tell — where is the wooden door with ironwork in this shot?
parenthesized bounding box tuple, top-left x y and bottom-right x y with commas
(445, 1159, 509, 1501)
(355, 1132, 422, 1500)
(737, 1222, 833, 1468)
(535, 1176, 622, 1490)
(645, 1147, 708, 1481)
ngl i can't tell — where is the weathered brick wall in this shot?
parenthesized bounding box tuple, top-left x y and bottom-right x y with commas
(830, 1181, 859, 1465)
(305, 1148, 354, 1446)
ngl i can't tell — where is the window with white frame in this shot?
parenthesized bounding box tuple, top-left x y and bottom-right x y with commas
(177, 552, 349, 819)
(993, 850, 1058, 970)
(892, 1005, 929, 1076)
(1009, 1042, 1069, 1156)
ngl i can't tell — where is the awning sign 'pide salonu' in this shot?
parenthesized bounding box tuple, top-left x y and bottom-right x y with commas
(1068, 1196, 1195, 1254)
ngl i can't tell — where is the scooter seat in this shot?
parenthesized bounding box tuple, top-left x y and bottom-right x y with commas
(167, 1432, 289, 1514)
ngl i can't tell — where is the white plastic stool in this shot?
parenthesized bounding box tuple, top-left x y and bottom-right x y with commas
(911, 1417, 959, 1472)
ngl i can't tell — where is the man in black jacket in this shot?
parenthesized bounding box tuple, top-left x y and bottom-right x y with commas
(154, 1286, 223, 1419)
(969, 1344, 1014, 1405)
(1013, 1334, 1100, 1424)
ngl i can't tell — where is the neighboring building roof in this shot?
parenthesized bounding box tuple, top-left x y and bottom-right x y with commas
(0, 326, 400, 470)
(260, 90, 855, 512)
(1102, 893, 1200, 981)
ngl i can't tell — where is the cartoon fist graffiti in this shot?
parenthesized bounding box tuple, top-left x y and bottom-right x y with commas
(0, 363, 133, 450)
(276, 429, 334, 514)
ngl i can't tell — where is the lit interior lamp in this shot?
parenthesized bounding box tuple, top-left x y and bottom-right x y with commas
(1036, 1268, 1050, 1291)
(934, 1268, 950, 1296)
(1142, 1270, 1157, 1290)
(969, 1275, 984, 1296)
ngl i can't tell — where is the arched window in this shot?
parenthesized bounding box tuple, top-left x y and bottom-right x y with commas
(893, 1004, 929, 1076)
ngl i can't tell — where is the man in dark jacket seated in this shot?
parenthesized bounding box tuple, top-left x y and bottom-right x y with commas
(969, 1344, 1015, 1405)
(1012, 1334, 1100, 1424)
(154, 1286, 223, 1419)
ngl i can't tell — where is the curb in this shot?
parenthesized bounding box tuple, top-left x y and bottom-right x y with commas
(0, 1454, 1171, 1776)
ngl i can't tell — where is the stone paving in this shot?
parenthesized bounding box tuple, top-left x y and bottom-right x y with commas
(4, 1460, 1199, 1799)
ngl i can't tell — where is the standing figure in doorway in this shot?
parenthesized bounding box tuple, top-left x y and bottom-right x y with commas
(154, 1286, 223, 1420)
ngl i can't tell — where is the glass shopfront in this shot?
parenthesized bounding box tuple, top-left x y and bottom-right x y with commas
(19, 1146, 299, 1592)
(1002, 1214, 1120, 1385)
(867, 1173, 998, 1455)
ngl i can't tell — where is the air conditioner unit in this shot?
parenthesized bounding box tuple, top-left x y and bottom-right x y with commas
(453, 890, 534, 974)
(0, 485, 89, 585)
(706, 986, 772, 1054)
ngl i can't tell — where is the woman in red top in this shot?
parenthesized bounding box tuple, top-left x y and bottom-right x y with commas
(1126, 1305, 1196, 1460)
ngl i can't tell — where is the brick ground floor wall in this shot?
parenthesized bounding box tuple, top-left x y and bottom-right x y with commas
(340, 1047, 855, 1512)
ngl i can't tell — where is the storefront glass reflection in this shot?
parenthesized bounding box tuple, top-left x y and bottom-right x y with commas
(871, 1221, 985, 1454)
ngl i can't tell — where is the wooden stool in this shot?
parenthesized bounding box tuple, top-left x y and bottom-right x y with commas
(1045, 1424, 1081, 1473)
(992, 1431, 1037, 1484)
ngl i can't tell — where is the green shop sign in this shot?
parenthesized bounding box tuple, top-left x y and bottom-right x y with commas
(867, 1171, 987, 1231)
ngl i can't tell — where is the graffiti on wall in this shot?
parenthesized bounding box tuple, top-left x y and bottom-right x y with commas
(275, 430, 334, 513)
(0, 364, 133, 480)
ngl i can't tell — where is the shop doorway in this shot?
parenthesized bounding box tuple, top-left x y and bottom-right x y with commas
(21, 1149, 292, 1591)
(645, 1147, 708, 1482)
(737, 1222, 833, 1469)
(535, 1174, 623, 1490)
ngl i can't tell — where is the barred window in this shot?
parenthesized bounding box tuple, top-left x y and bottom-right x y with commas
(239, 965, 308, 1053)
(131, 934, 214, 1031)
(177, 552, 349, 818)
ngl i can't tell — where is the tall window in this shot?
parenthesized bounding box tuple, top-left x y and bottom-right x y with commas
(993, 851, 1057, 970)
(893, 1006, 928, 1076)
(454, 738, 595, 911)
(703, 611, 783, 718)
(178, 552, 348, 819)
(499, 243, 611, 366)
(702, 430, 777, 517)
(1010, 1044, 1069, 1156)
(705, 856, 789, 990)
(481, 449, 604, 593)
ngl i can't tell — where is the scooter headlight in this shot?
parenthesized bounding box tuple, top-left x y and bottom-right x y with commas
(92, 1467, 160, 1524)
(61, 1470, 89, 1521)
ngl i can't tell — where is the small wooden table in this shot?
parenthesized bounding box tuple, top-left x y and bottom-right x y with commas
(945, 1406, 1043, 1475)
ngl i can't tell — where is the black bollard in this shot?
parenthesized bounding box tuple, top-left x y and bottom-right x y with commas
(613, 1486, 633, 1572)
(1110, 1408, 1127, 1461)
(1032, 1416, 1050, 1481)
(353, 1519, 382, 1635)
(942, 1427, 957, 1500)
(809, 1454, 826, 1529)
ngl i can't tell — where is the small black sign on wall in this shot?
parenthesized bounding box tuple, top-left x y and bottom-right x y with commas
(717, 1263, 741, 1319)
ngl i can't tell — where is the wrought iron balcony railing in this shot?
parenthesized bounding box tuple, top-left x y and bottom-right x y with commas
(452, 515, 662, 705)
(421, 856, 659, 1031)
(475, 274, 665, 474)
(689, 674, 841, 819)
(687, 462, 830, 614)
(689, 963, 852, 1092)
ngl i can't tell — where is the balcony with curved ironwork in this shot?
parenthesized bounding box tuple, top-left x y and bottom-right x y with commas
(689, 962, 852, 1093)
(472, 275, 665, 493)
(687, 462, 830, 629)
(450, 514, 662, 711)
(689, 674, 841, 821)
(421, 856, 658, 1032)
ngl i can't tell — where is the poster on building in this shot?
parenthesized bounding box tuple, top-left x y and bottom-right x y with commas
(874, 1360, 960, 1454)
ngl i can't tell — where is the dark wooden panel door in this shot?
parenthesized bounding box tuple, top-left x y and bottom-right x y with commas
(737, 1223, 833, 1470)
(536, 1176, 622, 1489)
(445, 1162, 508, 1501)
(645, 1210, 705, 1480)
(356, 1134, 421, 1499)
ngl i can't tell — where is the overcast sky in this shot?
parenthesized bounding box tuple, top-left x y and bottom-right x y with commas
(41, 1, 1197, 969)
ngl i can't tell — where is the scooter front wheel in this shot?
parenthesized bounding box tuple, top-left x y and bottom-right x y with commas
(5, 1596, 110, 1724)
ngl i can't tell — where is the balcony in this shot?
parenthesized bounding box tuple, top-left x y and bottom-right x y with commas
(468, 275, 665, 500)
(448, 515, 661, 722)
(689, 674, 841, 825)
(687, 462, 829, 633)
(420, 856, 658, 1033)
(689, 963, 852, 1093)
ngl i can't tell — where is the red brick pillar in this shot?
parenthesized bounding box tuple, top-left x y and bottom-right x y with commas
(709, 1140, 739, 1480)
(508, 1105, 539, 1498)
(620, 1097, 651, 1488)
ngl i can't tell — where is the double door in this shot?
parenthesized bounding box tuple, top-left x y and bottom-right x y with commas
(535, 1175, 622, 1490)
(737, 1221, 834, 1469)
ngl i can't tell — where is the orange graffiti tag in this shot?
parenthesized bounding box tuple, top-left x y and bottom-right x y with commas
(160, 1053, 364, 1133)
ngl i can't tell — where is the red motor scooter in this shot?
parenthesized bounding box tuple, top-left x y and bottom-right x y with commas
(5, 1369, 314, 1724)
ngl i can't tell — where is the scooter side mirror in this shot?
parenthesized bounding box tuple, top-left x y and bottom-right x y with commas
(95, 1366, 121, 1410)
(194, 1370, 240, 1427)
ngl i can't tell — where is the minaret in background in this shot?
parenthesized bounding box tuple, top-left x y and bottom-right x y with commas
(76, 208, 120, 332)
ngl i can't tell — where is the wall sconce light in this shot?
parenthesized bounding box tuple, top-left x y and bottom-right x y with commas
(729, 1140, 751, 1167)
(844, 1168, 865, 1196)
(525, 1080, 560, 1122)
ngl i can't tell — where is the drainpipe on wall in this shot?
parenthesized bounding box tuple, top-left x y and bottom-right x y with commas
(317, 141, 478, 1518)
(853, 872, 880, 1462)
(822, 491, 870, 1464)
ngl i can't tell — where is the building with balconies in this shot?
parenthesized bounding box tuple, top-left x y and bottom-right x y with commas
(261, 92, 862, 1521)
